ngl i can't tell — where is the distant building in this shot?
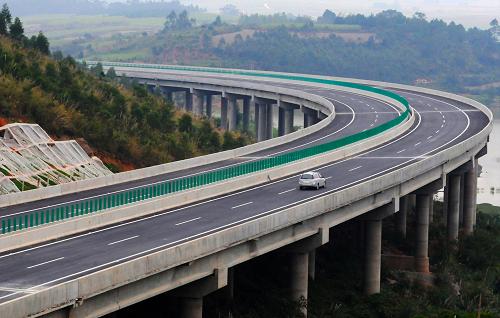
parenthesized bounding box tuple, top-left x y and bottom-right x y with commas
(414, 78, 432, 85)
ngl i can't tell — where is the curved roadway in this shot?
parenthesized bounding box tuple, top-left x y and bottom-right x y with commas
(0, 71, 490, 306)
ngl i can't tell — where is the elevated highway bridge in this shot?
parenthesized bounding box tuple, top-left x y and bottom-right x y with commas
(0, 63, 491, 318)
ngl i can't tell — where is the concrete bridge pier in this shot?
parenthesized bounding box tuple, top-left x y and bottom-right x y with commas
(284, 227, 329, 317)
(193, 90, 204, 116)
(220, 96, 228, 130)
(267, 103, 274, 139)
(278, 102, 296, 136)
(242, 97, 251, 132)
(173, 268, 228, 318)
(361, 201, 398, 295)
(463, 161, 477, 235)
(289, 252, 309, 311)
(184, 90, 194, 112)
(396, 195, 408, 240)
(206, 95, 212, 118)
(227, 95, 239, 131)
(447, 173, 461, 241)
(257, 103, 270, 141)
(364, 219, 382, 295)
(161, 87, 174, 103)
(302, 108, 318, 128)
(413, 178, 442, 273)
(415, 193, 430, 273)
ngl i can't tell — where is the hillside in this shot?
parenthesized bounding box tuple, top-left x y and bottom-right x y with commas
(0, 6, 248, 172)
(54, 10, 500, 113)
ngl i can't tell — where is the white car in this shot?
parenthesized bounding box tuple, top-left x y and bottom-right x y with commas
(299, 171, 326, 190)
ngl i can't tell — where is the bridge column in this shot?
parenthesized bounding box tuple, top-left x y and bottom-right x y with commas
(396, 196, 408, 240)
(303, 108, 317, 128)
(463, 162, 477, 236)
(254, 100, 260, 138)
(279, 102, 295, 136)
(243, 97, 251, 132)
(228, 95, 239, 131)
(257, 103, 268, 141)
(174, 268, 228, 318)
(290, 252, 309, 312)
(284, 227, 329, 316)
(308, 250, 316, 280)
(361, 201, 398, 295)
(415, 193, 430, 273)
(278, 107, 286, 137)
(364, 219, 382, 295)
(447, 174, 461, 241)
(267, 103, 274, 139)
(193, 91, 204, 116)
(185, 91, 193, 112)
(206, 95, 212, 118)
(220, 96, 228, 130)
(161, 87, 174, 103)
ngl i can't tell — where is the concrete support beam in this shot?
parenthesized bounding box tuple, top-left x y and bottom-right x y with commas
(415, 194, 430, 273)
(302, 108, 317, 128)
(220, 97, 228, 130)
(308, 250, 316, 281)
(193, 92, 204, 116)
(228, 96, 238, 131)
(254, 100, 260, 138)
(278, 107, 286, 137)
(463, 162, 477, 235)
(396, 196, 408, 240)
(242, 97, 251, 132)
(364, 219, 382, 295)
(174, 268, 228, 318)
(206, 95, 212, 118)
(257, 104, 268, 142)
(185, 91, 193, 112)
(284, 105, 295, 135)
(447, 174, 461, 241)
(267, 103, 274, 139)
(289, 252, 309, 316)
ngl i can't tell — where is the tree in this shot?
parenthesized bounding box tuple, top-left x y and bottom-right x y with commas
(490, 18, 499, 28)
(9, 17, 24, 41)
(178, 114, 193, 133)
(34, 32, 50, 54)
(0, 3, 12, 35)
(164, 10, 177, 31)
(106, 67, 117, 79)
(413, 12, 427, 20)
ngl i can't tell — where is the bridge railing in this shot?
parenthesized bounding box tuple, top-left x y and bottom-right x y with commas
(1, 64, 410, 235)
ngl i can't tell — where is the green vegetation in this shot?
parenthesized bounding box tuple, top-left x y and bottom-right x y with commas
(46, 9, 498, 112)
(0, 5, 249, 170)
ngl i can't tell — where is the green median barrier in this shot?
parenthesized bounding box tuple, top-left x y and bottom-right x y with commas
(13, 218, 16, 232)
(19, 216, 23, 230)
(2, 219, 5, 234)
(7, 219, 11, 233)
(30, 213, 33, 227)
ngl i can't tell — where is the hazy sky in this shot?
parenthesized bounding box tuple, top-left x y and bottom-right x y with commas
(104, 0, 499, 28)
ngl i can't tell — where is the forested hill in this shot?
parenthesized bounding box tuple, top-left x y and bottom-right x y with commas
(0, 5, 247, 171)
(215, 10, 500, 92)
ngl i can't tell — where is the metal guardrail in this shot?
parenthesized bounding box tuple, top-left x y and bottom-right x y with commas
(1, 64, 410, 235)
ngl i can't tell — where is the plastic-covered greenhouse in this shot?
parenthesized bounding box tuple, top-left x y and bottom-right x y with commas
(0, 123, 112, 195)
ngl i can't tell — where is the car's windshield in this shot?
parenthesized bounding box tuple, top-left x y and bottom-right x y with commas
(301, 174, 314, 179)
